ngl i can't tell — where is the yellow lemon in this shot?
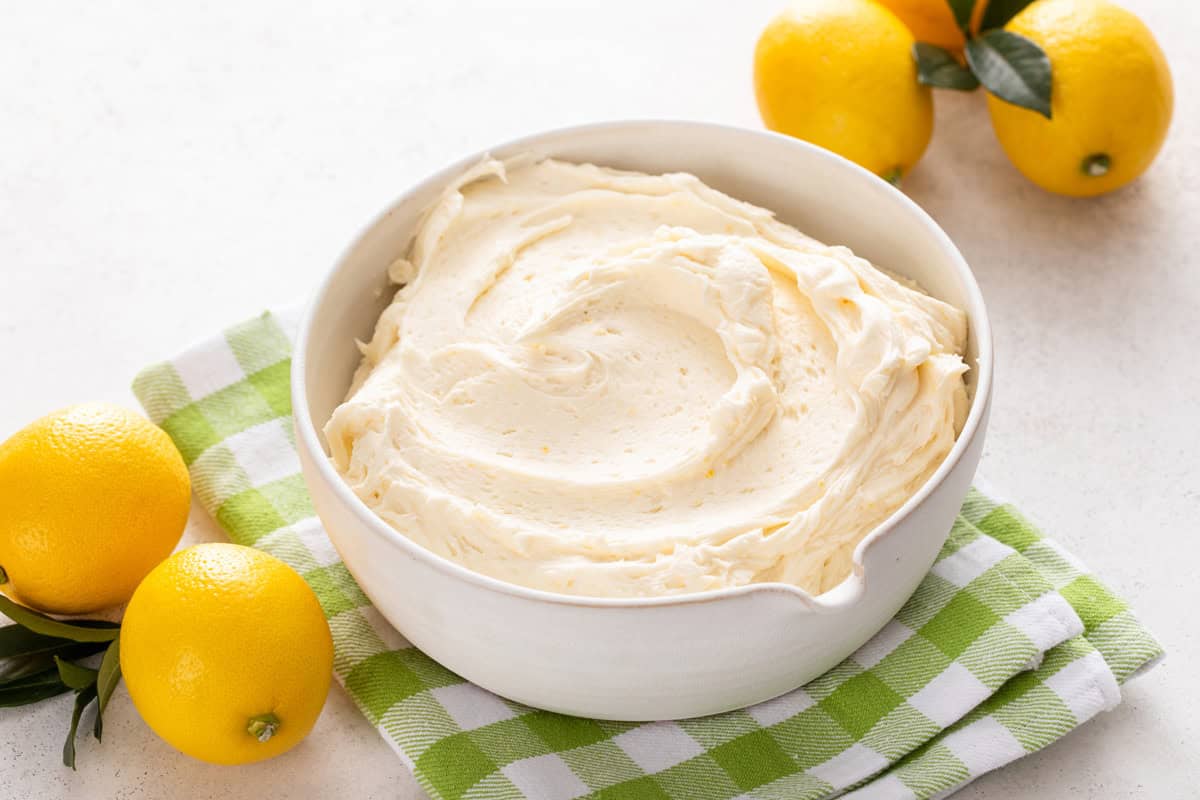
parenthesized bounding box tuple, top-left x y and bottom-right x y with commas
(876, 0, 988, 52)
(120, 543, 334, 765)
(754, 0, 933, 182)
(987, 0, 1173, 197)
(0, 403, 190, 614)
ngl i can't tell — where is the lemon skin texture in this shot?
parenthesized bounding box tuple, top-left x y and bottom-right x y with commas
(876, 0, 989, 52)
(0, 403, 190, 614)
(120, 543, 335, 765)
(987, 0, 1173, 197)
(754, 0, 934, 182)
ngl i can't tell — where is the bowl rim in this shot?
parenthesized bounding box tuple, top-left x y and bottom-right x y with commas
(291, 118, 994, 612)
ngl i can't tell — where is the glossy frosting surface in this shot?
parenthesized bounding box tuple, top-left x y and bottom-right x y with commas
(326, 158, 968, 597)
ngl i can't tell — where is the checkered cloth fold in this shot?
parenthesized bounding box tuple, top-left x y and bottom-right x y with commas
(132, 311, 1162, 800)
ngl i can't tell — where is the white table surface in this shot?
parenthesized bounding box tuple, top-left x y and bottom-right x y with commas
(1, 1, 1197, 797)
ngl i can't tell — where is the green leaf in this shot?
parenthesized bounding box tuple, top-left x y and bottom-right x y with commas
(93, 640, 121, 741)
(54, 656, 98, 691)
(0, 594, 119, 643)
(965, 30, 1052, 118)
(945, 0, 977, 32)
(63, 685, 98, 770)
(980, 0, 1037, 31)
(0, 668, 70, 707)
(913, 43, 981, 91)
(0, 625, 109, 683)
(0, 642, 108, 684)
(0, 625, 73, 659)
(0, 655, 58, 684)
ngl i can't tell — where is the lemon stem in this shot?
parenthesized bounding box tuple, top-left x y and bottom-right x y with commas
(247, 713, 280, 743)
(882, 167, 903, 186)
(0, 566, 7, 585)
(1082, 153, 1111, 177)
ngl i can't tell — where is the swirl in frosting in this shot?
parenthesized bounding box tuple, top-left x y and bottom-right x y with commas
(326, 157, 969, 598)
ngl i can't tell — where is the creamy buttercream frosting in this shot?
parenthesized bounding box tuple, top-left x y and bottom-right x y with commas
(325, 157, 969, 598)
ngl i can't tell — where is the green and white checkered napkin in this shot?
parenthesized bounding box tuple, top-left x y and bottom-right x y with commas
(132, 310, 1163, 800)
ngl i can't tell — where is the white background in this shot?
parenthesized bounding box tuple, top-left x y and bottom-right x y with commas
(1, 0, 1197, 797)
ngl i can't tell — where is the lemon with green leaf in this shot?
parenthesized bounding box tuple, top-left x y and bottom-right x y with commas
(911, 0, 1172, 197)
(986, 0, 1173, 196)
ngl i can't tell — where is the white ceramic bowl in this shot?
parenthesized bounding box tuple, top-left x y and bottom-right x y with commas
(293, 120, 993, 721)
